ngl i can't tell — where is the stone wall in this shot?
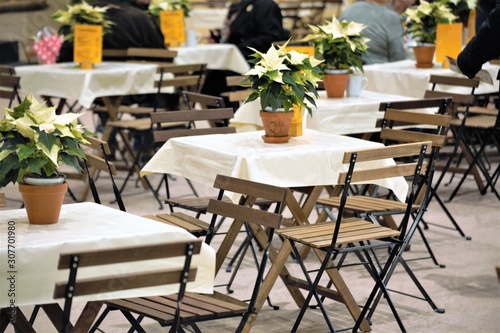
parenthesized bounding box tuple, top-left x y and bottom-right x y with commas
(0, 0, 65, 62)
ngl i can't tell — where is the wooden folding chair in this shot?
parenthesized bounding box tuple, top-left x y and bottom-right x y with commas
(126, 47, 178, 65)
(0, 72, 20, 108)
(425, 74, 499, 200)
(54, 239, 202, 333)
(277, 142, 432, 332)
(149, 108, 235, 224)
(90, 175, 287, 333)
(82, 136, 126, 211)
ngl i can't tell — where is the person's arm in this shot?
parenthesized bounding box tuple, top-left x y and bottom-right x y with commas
(457, 1, 500, 78)
(386, 13, 407, 62)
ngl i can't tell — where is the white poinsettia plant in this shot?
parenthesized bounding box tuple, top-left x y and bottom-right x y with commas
(52, 1, 113, 42)
(439, 0, 476, 24)
(148, 0, 192, 17)
(302, 16, 369, 72)
(0, 94, 91, 188)
(243, 41, 324, 115)
(402, 0, 458, 44)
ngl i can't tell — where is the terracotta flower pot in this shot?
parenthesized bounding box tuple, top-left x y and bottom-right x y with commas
(259, 110, 294, 143)
(323, 70, 349, 98)
(413, 45, 436, 68)
(19, 182, 68, 225)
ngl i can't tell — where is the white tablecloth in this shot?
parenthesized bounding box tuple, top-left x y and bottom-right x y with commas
(231, 90, 415, 134)
(141, 129, 409, 201)
(363, 59, 500, 98)
(0, 202, 215, 307)
(15, 62, 158, 108)
(172, 44, 250, 74)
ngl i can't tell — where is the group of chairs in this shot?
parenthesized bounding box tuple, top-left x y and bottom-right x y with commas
(46, 95, 458, 332)
(1, 52, 499, 332)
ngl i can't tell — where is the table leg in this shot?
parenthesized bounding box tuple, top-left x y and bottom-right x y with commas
(285, 186, 372, 332)
(100, 97, 149, 190)
(71, 301, 103, 333)
(0, 307, 36, 333)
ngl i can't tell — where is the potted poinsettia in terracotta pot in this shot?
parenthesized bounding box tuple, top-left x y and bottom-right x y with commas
(243, 41, 323, 143)
(303, 16, 369, 98)
(402, 0, 457, 68)
(0, 94, 91, 224)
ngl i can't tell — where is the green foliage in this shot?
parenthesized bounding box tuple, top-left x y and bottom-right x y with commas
(243, 41, 324, 115)
(402, 0, 458, 44)
(0, 95, 89, 188)
(303, 17, 369, 72)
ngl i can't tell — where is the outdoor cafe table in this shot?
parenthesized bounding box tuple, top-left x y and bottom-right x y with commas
(141, 129, 409, 331)
(363, 59, 500, 98)
(173, 43, 250, 74)
(231, 90, 415, 135)
(15, 61, 160, 193)
(0, 202, 215, 332)
(15, 61, 158, 111)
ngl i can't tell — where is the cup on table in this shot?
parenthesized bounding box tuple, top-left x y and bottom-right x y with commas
(346, 74, 369, 97)
(186, 29, 198, 47)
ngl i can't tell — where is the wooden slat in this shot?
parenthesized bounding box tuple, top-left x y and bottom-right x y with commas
(341, 141, 431, 163)
(54, 268, 197, 299)
(384, 108, 451, 127)
(428, 74, 480, 88)
(0, 193, 5, 207)
(381, 128, 447, 147)
(57, 240, 202, 269)
(338, 162, 426, 184)
(208, 199, 282, 229)
(86, 154, 117, 175)
(213, 174, 288, 203)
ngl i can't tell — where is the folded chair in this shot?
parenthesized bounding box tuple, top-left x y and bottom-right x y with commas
(277, 142, 433, 332)
(424, 74, 499, 200)
(54, 238, 202, 333)
(90, 174, 288, 333)
(0, 71, 20, 108)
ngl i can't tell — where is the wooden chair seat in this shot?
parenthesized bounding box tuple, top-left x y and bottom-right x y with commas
(457, 105, 499, 116)
(106, 291, 248, 325)
(317, 196, 416, 213)
(450, 115, 497, 128)
(0, 193, 5, 207)
(277, 217, 400, 249)
(144, 212, 211, 235)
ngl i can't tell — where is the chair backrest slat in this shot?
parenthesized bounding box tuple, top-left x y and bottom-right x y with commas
(338, 162, 427, 184)
(0, 193, 5, 208)
(341, 141, 432, 164)
(208, 199, 282, 229)
(151, 109, 236, 143)
(213, 174, 288, 203)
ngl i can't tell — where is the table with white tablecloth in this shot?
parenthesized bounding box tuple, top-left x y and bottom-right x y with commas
(15, 62, 158, 109)
(172, 44, 250, 74)
(231, 90, 416, 134)
(363, 59, 500, 98)
(0, 202, 215, 308)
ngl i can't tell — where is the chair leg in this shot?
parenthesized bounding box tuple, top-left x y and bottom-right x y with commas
(290, 244, 336, 333)
(120, 310, 146, 333)
(88, 306, 111, 333)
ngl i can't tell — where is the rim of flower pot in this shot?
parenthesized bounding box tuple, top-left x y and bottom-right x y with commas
(412, 43, 436, 47)
(263, 106, 293, 112)
(324, 69, 349, 75)
(23, 174, 66, 186)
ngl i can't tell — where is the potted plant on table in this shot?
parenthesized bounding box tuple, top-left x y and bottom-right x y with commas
(243, 40, 323, 143)
(52, 0, 113, 43)
(402, 0, 457, 68)
(0, 94, 91, 224)
(302, 16, 369, 98)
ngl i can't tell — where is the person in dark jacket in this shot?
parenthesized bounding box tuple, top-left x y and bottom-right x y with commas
(57, 0, 165, 62)
(202, 0, 288, 107)
(222, 0, 287, 59)
(457, 0, 500, 78)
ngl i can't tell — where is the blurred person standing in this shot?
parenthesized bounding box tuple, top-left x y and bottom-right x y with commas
(339, 0, 407, 64)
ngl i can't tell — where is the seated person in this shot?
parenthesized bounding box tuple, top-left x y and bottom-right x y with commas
(57, 0, 165, 62)
(339, 0, 406, 64)
(202, 0, 288, 108)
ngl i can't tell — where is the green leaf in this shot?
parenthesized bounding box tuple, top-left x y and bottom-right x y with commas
(59, 153, 83, 173)
(11, 97, 32, 119)
(18, 145, 37, 161)
(37, 131, 57, 151)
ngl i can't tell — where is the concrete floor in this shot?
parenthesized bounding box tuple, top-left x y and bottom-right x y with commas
(1, 151, 499, 333)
